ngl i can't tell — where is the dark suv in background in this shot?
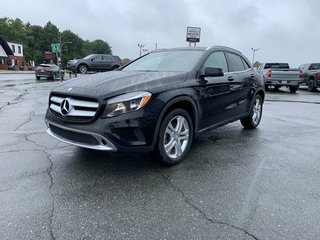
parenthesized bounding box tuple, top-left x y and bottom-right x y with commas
(46, 46, 265, 165)
(67, 54, 123, 74)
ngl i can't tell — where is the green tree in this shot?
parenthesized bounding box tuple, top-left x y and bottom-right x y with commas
(123, 58, 131, 65)
(89, 39, 112, 54)
(253, 61, 261, 69)
(60, 30, 84, 66)
(43, 21, 60, 52)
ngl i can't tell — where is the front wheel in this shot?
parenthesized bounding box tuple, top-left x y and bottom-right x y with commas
(289, 86, 298, 93)
(154, 109, 193, 166)
(78, 64, 88, 74)
(241, 95, 263, 129)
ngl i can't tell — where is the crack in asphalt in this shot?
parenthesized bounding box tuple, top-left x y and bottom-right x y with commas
(44, 149, 56, 240)
(14, 111, 35, 131)
(0, 90, 29, 112)
(22, 133, 57, 239)
(157, 169, 259, 240)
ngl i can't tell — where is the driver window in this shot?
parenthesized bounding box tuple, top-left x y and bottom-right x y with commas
(203, 51, 228, 73)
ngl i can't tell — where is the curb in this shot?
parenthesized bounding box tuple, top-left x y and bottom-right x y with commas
(0, 71, 35, 74)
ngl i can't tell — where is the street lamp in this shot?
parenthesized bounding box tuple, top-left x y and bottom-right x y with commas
(251, 48, 259, 64)
(138, 44, 145, 57)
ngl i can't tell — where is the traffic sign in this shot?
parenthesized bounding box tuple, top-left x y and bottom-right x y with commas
(51, 43, 61, 53)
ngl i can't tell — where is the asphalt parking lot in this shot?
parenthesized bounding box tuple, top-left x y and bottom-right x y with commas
(0, 76, 319, 240)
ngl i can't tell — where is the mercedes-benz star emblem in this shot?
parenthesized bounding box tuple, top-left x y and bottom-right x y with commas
(60, 99, 71, 116)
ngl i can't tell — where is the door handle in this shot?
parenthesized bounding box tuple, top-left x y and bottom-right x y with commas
(228, 76, 234, 81)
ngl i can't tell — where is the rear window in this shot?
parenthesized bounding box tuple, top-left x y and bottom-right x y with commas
(40, 64, 51, 68)
(264, 63, 289, 69)
(226, 52, 245, 72)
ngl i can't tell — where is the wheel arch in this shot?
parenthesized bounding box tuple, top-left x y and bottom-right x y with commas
(151, 95, 198, 147)
(255, 89, 265, 103)
(77, 63, 89, 72)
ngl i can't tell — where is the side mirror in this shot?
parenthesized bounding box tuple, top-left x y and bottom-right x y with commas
(203, 67, 224, 77)
(91, 58, 95, 62)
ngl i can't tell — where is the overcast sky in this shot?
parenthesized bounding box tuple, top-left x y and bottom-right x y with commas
(0, 0, 319, 67)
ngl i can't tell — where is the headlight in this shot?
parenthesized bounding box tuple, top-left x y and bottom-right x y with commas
(102, 91, 152, 118)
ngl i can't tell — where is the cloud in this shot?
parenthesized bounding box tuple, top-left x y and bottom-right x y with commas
(1, 0, 319, 65)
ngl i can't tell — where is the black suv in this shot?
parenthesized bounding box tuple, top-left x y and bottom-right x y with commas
(45, 46, 265, 165)
(67, 54, 123, 74)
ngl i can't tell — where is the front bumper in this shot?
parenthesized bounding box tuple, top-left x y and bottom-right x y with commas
(45, 106, 159, 153)
(67, 64, 78, 72)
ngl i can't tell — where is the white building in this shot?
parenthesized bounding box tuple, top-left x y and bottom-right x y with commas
(7, 42, 23, 57)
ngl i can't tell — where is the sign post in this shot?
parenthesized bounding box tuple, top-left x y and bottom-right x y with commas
(51, 43, 62, 80)
(186, 27, 201, 47)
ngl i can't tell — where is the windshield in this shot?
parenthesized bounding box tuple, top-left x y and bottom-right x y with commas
(122, 50, 204, 72)
(83, 54, 95, 60)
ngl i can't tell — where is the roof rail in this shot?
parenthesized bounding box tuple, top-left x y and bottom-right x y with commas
(207, 45, 242, 54)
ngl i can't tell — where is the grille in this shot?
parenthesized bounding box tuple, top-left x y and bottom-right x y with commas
(50, 124, 99, 145)
(49, 94, 99, 121)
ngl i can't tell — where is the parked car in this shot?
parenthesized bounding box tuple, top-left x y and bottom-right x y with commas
(258, 63, 302, 93)
(299, 63, 320, 91)
(67, 54, 124, 74)
(35, 64, 64, 80)
(45, 46, 265, 165)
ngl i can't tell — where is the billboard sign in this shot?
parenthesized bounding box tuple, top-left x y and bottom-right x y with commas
(186, 27, 201, 43)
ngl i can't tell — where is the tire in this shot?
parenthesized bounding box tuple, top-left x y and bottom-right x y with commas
(78, 64, 88, 74)
(241, 95, 263, 129)
(52, 73, 56, 81)
(308, 80, 316, 92)
(265, 85, 269, 91)
(289, 86, 298, 93)
(36, 76, 40, 80)
(112, 66, 119, 70)
(154, 108, 194, 166)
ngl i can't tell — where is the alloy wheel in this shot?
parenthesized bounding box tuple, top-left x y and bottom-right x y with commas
(252, 97, 262, 125)
(163, 115, 190, 159)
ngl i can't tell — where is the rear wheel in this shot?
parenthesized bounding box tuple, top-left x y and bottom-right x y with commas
(154, 109, 193, 166)
(78, 64, 88, 74)
(308, 80, 316, 92)
(289, 86, 298, 93)
(241, 95, 263, 129)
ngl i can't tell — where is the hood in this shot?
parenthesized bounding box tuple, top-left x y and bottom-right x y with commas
(52, 71, 188, 99)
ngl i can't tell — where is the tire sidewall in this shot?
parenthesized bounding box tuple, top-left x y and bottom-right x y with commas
(78, 64, 87, 74)
(308, 80, 314, 91)
(249, 95, 263, 128)
(157, 108, 194, 165)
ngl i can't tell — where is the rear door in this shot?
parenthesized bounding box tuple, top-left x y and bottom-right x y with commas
(225, 52, 254, 116)
(101, 55, 113, 70)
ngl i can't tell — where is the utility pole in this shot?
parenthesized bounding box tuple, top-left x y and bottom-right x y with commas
(138, 44, 145, 57)
(251, 48, 259, 64)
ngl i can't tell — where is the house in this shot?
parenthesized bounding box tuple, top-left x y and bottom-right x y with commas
(0, 37, 27, 70)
